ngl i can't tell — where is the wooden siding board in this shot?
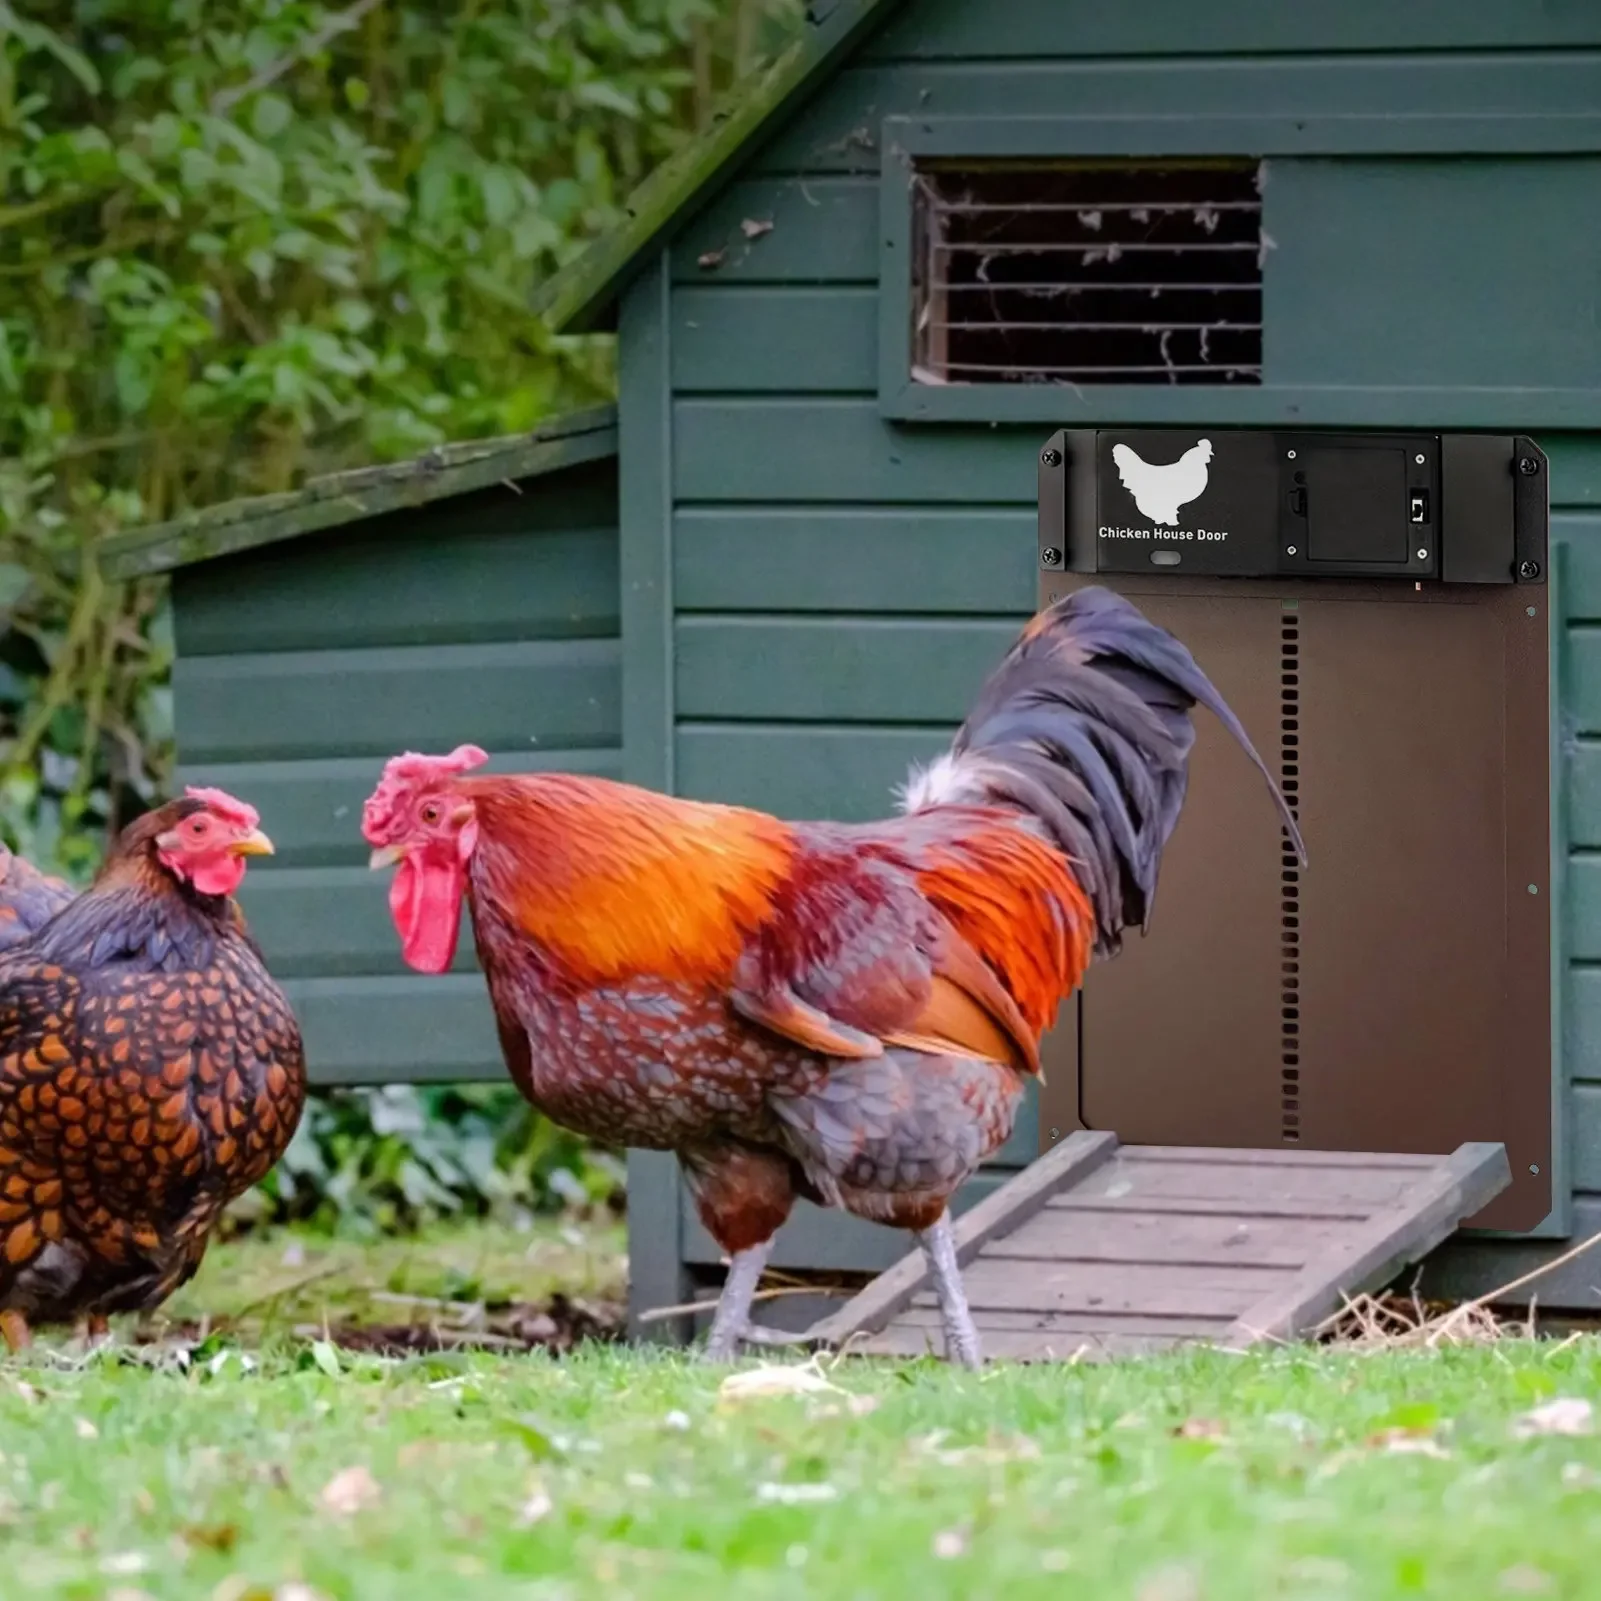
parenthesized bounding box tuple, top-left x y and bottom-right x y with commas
(1567, 860, 1601, 960)
(1568, 971, 1601, 1083)
(1558, 516, 1601, 616)
(675, 616, 1015, 723)
(618, 253, 692, 1338)
(174, 465, 619, 657)
(676, 724, 947, 819)
(756, 57, 1601, 175)
(175, 638, 620, 765)
(1548, 441, 1601, 508)
(1566, 1084, 1601, 1192)
(1268, 159, 1601, 393)
(282, 975, 501, 1085)
(674, 507, 1035, 614)
(671, 178, 878, 283)
(236, 868, 464, 980)
(681, 408, 1601, 506)
(675, 400, 1035, 502)
(673, 287, 877, 392)
(865, 1, 1601, 60)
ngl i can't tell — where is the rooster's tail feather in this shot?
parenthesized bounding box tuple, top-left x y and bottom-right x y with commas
(899, 585, 1303, 958)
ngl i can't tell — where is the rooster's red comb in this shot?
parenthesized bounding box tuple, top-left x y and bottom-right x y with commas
(184, 785, 260, 832)
(362, 744, 488, 843)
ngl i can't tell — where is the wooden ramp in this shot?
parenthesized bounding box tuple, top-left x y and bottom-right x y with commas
(806, 1132, 1511, 1362)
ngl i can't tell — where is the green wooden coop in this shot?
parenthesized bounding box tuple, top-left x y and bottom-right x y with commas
(107, 0, 1601, 1352)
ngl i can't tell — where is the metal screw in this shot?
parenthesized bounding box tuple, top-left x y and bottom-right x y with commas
(1527, 606, 1538, 617)
(1041, 447, 1062, 467)
(1049, 1127, 1061, 1142)
(1415, 453, 1426, 465)
(1285, 449, 1297, 460)
(1530, 1163, 1541, 1175)
(1518, 456, 1540, 476)
(1286, 545, 1298, 556)
(1518, 559, 1542, 580)
(1041, 547, 1063, 568)
(1528, 884, 1540, 895)
(1416, 549, 1428, 560)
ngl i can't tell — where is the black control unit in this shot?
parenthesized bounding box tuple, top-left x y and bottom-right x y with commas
(1038, 428, 1547, 585)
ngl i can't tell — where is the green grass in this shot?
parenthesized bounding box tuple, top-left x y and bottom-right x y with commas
(7, 1278, 1601, 1600)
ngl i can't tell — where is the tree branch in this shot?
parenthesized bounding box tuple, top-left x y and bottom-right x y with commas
(210, 0, 388, 116)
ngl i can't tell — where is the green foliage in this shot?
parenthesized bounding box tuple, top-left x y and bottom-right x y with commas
(0, 0, 800, 1227)
(244, 1082, 625, 1235)
(0, 0, 799, 874)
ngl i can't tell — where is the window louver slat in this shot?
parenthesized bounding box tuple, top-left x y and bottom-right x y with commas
(911, 163, 1265, 388)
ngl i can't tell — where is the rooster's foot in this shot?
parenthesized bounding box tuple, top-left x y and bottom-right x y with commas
(73, 1314, 111, 1352)
(701, 1323, 812, 1362)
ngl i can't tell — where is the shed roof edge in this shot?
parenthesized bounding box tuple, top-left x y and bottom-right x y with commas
(102, 404, 619, 580)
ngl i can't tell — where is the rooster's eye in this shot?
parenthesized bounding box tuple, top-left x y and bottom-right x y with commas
(188, 819, 207, 835)
(420, 803, 441, 825)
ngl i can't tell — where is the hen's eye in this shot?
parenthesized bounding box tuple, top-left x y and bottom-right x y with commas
(420, 803, 441, 825)
(188, 818, 207, 835)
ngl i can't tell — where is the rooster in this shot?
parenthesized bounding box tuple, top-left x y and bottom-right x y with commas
(1111, 437, 1213, 526)
(362, 587, 1300, 1367)
(0, 789, 305, 1349)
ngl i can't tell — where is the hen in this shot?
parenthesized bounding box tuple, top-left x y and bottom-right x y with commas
(362, 587, 1300, 1367)
(0, 789, 305, 1349)
(0, 844, 75, 954)
(1111, 437, 1213, 526)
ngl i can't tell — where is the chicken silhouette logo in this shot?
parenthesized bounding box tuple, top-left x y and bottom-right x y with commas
(1111, 437, 1214, 527)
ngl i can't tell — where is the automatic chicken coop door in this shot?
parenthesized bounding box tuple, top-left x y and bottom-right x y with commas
(1035, 429, 1552, 1235)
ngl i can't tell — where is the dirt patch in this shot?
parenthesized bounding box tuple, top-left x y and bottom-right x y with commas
(141, 1291, 625, 1358)
(314, 1293, 625, 1356)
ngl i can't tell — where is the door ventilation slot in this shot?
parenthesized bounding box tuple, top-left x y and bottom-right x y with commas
(1280, 612, 1302, 1142)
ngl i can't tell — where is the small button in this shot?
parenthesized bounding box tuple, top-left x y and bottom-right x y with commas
(1150, 549, 1182, 567)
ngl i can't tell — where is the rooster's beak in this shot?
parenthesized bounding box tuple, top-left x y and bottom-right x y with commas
(368, 844, 404, 870)
(230, 828, 275, 858)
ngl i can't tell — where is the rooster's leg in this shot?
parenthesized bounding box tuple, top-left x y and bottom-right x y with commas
(0, 1311, 30, 1355)
(74, 1314, 110, 1350)
(703, 1239, 776, 1361)
(916, 1212, 983, 1370)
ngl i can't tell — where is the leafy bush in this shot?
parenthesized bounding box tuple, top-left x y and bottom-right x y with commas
(0, 0, 798, 1223)
(233, 1084, 625, 1237)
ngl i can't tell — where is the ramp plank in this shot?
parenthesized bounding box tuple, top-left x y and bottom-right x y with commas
(806, 1138, 1512, 1363)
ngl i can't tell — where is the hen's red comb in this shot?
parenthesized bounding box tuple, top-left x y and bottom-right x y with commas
(184, 785, 260, 832)
(362, 744, 488, 843)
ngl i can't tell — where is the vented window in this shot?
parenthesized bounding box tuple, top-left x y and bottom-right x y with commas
(910, 161, 1265, 387)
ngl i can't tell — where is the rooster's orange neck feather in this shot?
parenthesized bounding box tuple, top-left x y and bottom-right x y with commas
(463, 776, 794, 987)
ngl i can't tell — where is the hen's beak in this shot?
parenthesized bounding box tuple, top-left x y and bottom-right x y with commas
(368, 844, 405, 870)
(230, 828, 275, 858)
